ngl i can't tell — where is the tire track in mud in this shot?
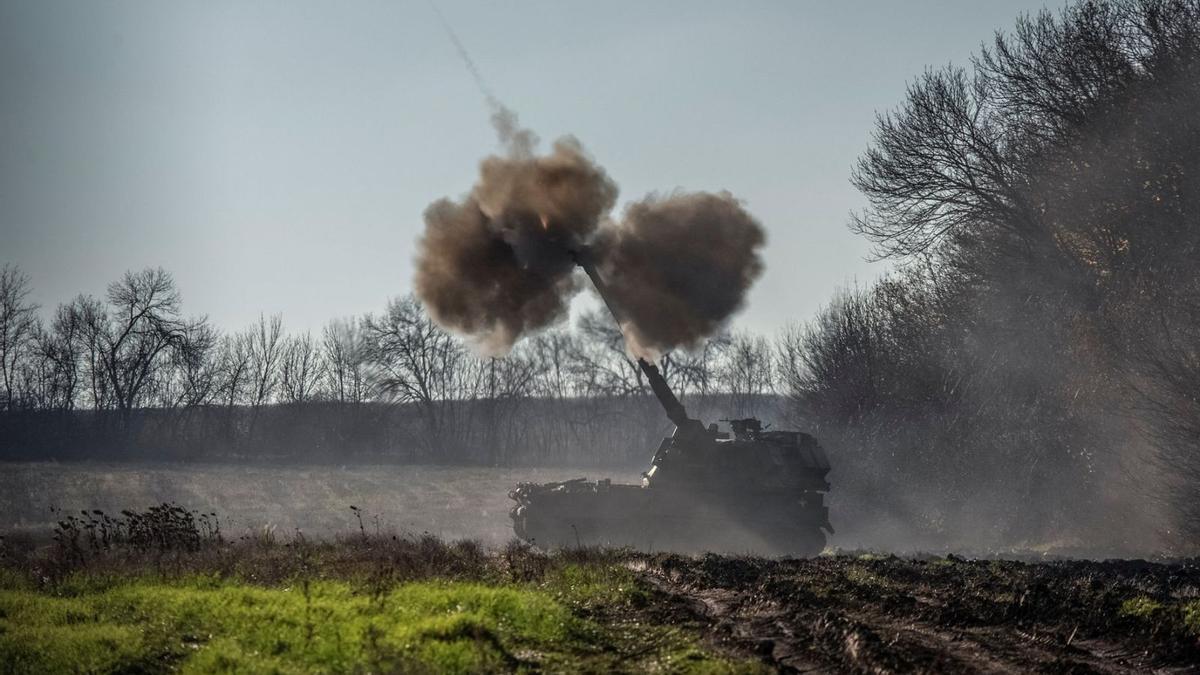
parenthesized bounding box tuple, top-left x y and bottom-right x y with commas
(632, 556, 1200, 674)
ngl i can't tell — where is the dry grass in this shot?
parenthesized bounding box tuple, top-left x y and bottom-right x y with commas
(0, 461, 641, 545)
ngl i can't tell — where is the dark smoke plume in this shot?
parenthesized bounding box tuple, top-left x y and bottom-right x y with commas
(593, 192, 765, 356)
(415, 112, 765, 355)
(415, 110, 617, 353)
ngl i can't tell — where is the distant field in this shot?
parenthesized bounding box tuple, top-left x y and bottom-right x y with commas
(0, 461, 640, 544)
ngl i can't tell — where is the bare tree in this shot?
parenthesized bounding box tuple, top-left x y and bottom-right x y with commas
(99, 268, 186, 420)
(1124, 277, 1200, 543)
(774, 324, 809, 428)
(525, 328, 581, 400)
(64, 295, 112, 410)
(279, 332, 325, 404)
(247, 314, 284, 408)
(363, 295, 469, 453)
(474, 351, 538, 463)
(322, 317, 368, 403)
(783, 287, 889, 425)
(15, 319, 50, 410)
(850, 66, 1028, 259)
(215, 332, 254, 408)
(516, 328, 583, 462)
(168, 319, 221, 408)
(671, 331, 731, 400)
(0, 265, 38, 410)
(25, 303, 86, 410)
(717, 332, 775, 418)
(570, 309, 645, 397)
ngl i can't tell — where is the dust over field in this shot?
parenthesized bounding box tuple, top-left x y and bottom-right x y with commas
(0, 461, 639, 545)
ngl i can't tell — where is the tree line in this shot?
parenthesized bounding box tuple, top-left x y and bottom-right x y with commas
(0, 265, 779, 466)
(783, 0, 1200, 550)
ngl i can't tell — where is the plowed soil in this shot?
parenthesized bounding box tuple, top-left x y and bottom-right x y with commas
(631, 554, 1200, 673)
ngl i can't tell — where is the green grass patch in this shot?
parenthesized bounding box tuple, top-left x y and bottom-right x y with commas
(844, 565, 893, 590)
(1119, 595, 1164, 620)
(542, 561, 640, 606)
(1118, 595, 1200, 639)
(0, 573, 756, 674)
(1183, 600, 1200, 636)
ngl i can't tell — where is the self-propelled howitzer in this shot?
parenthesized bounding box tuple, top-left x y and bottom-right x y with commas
(507, 252, 833, 555)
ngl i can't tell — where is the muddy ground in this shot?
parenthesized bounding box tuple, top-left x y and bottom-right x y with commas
(631, 553, 1200, 673)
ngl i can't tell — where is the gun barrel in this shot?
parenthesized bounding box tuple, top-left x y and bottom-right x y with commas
(637, 357, 692, 428)
(573, 251, 625, 326)
(572, 249, 696, 428)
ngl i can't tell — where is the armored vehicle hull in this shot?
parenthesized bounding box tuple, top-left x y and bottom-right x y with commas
(510, 479, 829, 556)
(509, 423, 833, 556)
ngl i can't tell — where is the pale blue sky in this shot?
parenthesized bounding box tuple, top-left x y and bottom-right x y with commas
(1, 0, 1052, 337)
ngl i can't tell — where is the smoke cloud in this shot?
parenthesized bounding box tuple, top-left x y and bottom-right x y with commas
(414, 111, 765, 355)
(415, 109, 617, 353)
(593, 192, 765, 355)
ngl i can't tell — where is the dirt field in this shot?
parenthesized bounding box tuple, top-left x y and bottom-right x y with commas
(637, 553, 1200, 673)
